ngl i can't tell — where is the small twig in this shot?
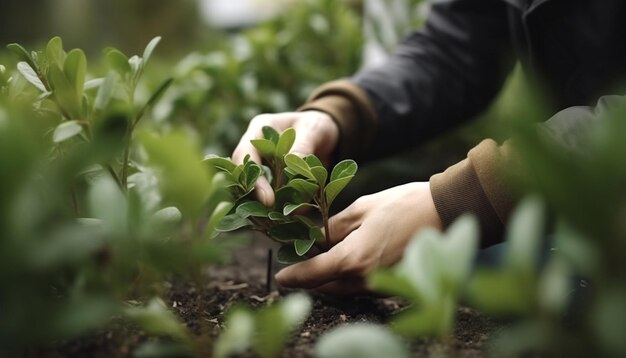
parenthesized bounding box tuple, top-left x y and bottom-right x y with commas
(266, 248, 273, 294)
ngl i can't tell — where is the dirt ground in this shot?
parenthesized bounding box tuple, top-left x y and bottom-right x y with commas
(36, 237, 495, 357)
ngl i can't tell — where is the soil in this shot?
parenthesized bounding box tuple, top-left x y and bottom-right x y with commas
(35, 237, 496, 358)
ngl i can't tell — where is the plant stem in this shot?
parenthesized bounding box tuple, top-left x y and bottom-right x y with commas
(120, 122, 133, 190)
(318, 194, 331, 245)
(266, 249, 273, 294)
(107, 164, 124, 191)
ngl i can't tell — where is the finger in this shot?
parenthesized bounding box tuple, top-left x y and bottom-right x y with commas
(326, 198, 372, 246)
(254, 176, 274, 207)
(290, 114, 335, 157)
(275, 249, 344, 289)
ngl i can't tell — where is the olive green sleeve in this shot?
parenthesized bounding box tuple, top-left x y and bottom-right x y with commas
(298, 80, 377, 160)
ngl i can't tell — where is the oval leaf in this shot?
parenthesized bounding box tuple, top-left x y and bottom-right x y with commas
(106, 49, 131, 75)
(250, 138, 276, 158)
(284, 153, 315, 181)
(283, 202, 317, 216)
(262, 125, 279, 144)
(270, 222, 309, 242)
(236, 201, 269, 218)
(64, 49, 87, 96)
(275, 128, 295, 158)
(304, 155, 323, 168)
(315, 324, 408, 358)
(143, 36, 162, 66)
(7, 43, 38, 71)
(46, 36, 65, 68)
(204, 155, 237, 173)
(287, 178, 319, 198)
(17, 62, 46, 92)
(324, 175, 354, 208)
(294, 238, 315, 256)
(94, 72, 117, 110)
(330, 159, 358, 182)
(277, 244, 307, 264)
(53, 120, 83, 143)
(216, 214, 249, 232)
(311, 166, 328, 186)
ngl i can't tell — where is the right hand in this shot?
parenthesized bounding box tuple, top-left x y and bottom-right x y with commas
(231, 110, 339, 207)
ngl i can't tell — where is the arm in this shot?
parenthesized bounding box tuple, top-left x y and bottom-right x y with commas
(302, 0, 514, 160)
(431, 95, 625, 247)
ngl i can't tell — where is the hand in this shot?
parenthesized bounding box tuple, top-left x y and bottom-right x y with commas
(275, 182, 444, 295)
(232, 111, 339, 206)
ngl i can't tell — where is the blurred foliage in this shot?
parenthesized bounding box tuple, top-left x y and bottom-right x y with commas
(0, 36, 231, 355)
(156, 0, 363, 155)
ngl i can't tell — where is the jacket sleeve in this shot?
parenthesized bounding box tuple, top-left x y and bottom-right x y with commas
(430, 95, 624, 247)
(301, 0, 514, 161)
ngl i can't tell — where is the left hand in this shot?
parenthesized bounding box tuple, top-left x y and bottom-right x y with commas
(275, 182, 444, 295)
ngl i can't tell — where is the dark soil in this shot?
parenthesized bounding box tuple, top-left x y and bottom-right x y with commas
(36, 238, 496, 357)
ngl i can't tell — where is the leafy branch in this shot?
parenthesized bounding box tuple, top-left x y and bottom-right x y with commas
(205, 126, 358, 263)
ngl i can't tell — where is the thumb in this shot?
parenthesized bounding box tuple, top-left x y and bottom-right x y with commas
(254, 175, 274, 207)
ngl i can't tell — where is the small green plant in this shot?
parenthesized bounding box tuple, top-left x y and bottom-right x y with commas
(213, 293, 312, 358)
(369, 215, 479, 338)
(314, 323, 409, 358)
(206, 126, 358, 263)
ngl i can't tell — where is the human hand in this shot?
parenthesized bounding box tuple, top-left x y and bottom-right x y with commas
(275, 182, 444, 295)
(231, 111, 339, 207)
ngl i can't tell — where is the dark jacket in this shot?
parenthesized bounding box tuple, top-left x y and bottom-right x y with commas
(300, 0, 626, 246)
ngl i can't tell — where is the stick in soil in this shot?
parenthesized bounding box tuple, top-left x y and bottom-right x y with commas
(266, 249, 273, 293)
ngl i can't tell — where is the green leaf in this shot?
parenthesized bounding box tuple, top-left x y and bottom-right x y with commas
(125, 298, 189, 342)
(275, 128, 296, 158)
(94, 72, 116, 110)
(268, 211, 286, 221)
(304, 155, 323, 168)
(64, 49, 87, 100)
(275, 186, 303, 209)
(213, 308, 255, 358)
(324, 175, 354, 207)
(204, 155, 237, 173)
(468, 269, 533, 315)
(216, 214, 249, 232)
(315, 324, 408, 358)
(506, 196, 545, 273)
(250, 138, 276, 158)
(49, 64, 81, 117)
(294, 237, 315, 256)
(369, 270, 421, 302)
(106, 49, 131, 76)
(277, 244, 306, 264)
(236, 201, 269, 218)
(84, 78, 104, 91)
(45, 36, 65, 68)
(17, 62, 46, 92)
(286, 178, 319, 198)
(262, 125, 280, 144)
(270, 222, 309, 242)
(142, 36, 162, 66)
(441, 215, 479, 287)
(311, 166, 328, 186)
(330, 159, 358, 182)
(53, 120, 83, 143)
(6, 43, 38, 71)
(205, 201, 234, 236)
(309, 226, 325, 245)
(242, 162, 262, 191)
(283, 202, 317, 216)
(284, 153, 315, 181)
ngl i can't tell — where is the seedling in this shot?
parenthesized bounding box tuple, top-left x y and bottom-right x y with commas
(369, 215, 479, 338)
(205, 126, 357, 263)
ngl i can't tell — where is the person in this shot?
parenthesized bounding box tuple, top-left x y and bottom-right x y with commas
(232, 0, 626, 294)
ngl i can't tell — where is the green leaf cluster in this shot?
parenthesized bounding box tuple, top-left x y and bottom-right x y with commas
(213, 293, 312, 358)
(206, 126, 358, 263)
(0, 36, 229, 354)
(369, 215, 479, 338)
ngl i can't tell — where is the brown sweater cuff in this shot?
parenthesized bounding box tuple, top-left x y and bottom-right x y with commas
(298, 80, 377, 160)
(430, 139, 520, 247)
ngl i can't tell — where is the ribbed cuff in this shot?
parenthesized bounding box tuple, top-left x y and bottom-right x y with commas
(430, 139, 520, 247)
(298, 80, 377, 160)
